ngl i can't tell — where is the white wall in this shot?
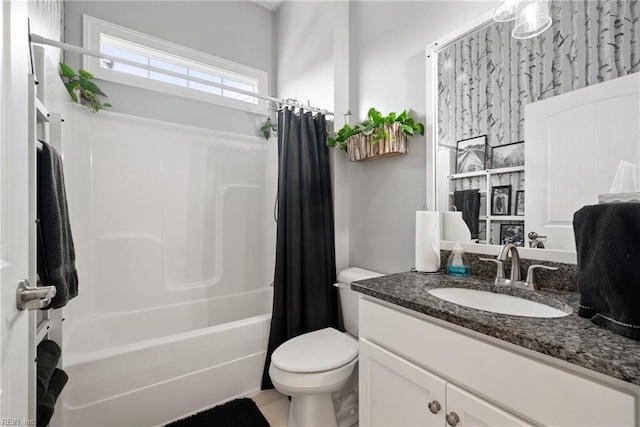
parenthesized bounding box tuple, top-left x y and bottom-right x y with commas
(347, 1, 493, 273)
(64, 1, 276, 135)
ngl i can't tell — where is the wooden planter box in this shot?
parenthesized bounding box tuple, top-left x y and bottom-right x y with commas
(347, 122, 408, 162)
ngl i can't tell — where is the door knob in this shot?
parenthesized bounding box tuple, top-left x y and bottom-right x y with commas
(427, 400, 441, 414)
(16, 280, 56, 311)
(446, 412, 460, 426)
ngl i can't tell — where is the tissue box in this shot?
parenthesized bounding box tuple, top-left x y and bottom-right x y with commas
(598, 192, 640, 204)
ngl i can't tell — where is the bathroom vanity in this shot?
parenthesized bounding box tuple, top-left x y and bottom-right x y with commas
(353, 273, 640, 426)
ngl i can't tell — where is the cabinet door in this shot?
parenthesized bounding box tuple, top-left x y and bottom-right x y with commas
(359, 338, 446, 427)
(445, 383, 532, 427)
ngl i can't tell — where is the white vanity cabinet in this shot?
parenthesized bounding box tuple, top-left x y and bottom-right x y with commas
(360, 338, 531, 426)
(358, 297, 638, 426)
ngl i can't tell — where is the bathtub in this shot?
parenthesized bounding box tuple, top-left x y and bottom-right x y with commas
(61, 287, 273, 427)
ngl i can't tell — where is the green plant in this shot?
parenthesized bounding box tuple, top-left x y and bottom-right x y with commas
(327, 108, 425, 151)
(59, 63, 112, 113)
(260, 117, 277, 140)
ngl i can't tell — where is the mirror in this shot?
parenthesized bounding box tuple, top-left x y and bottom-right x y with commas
(429, 1, 640, 253)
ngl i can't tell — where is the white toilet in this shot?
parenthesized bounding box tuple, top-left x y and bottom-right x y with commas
(269, 267, 383, 427)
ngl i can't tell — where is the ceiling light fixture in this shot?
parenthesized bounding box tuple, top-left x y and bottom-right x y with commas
(493, 0, 532, 22)
(512, 0, 552, 39)
(494, 0, 552, 39)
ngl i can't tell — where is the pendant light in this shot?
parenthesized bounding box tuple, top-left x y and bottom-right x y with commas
(493, 0, 532, 22)
(512, 0, 552, 39)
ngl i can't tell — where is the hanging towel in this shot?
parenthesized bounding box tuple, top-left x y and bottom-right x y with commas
(37, 142, 78, 309)
(453, 189, 480, 239)
(36, 340, 61, 402)
(37, 368, 68, 427)
(573, 203, 640, 339)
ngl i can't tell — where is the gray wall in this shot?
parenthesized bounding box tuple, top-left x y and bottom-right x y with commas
(64, 1, 276, 135)
(276, 1, 334, 109)
(347, 1, 493, 273)
(275, 1, 494, 274)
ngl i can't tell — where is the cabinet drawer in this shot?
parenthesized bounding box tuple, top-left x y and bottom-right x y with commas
(359, 298, 636, 426)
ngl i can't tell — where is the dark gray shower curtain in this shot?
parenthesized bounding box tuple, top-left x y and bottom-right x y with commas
(261, 108, 340, 389)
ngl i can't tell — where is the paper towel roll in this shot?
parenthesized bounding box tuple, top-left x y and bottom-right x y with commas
(415, 211, 440, 272)
(441, 211, 472, 243)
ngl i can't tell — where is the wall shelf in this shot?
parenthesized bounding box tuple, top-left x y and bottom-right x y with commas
(448, 162, 526, 245)
(488, 215, 524, 221)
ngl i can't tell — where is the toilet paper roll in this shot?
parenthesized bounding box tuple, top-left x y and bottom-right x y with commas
(415, 211, 440, 272)
(441, 211, 472, 243)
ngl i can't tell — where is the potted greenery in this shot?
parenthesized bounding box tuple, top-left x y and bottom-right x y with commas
(59, 63, 112, 113)
(260, 117, 277, 140)
(327, 108, 424, 162)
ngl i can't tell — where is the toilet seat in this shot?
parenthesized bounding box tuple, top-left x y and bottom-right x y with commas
(271, 327, 358, 373)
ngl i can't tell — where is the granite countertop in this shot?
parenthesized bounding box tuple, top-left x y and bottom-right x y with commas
(352, 272, 640, 386)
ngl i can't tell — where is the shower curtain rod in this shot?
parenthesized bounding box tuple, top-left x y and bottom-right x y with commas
(30, 33, 334, 116)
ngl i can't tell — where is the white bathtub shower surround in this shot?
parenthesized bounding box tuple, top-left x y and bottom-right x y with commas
(62, 287, 272, 426)
(54, 107, 278, 425)
(60, 111, 276, 323)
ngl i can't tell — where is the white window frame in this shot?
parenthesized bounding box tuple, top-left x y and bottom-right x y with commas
(83, 15, 268, 114)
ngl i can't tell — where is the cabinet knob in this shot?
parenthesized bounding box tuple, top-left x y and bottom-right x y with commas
(446, 412, 460, 426)
(427, 400, 441, 414)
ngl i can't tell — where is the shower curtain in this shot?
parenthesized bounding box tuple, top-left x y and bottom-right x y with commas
(261, 108, 339, 389)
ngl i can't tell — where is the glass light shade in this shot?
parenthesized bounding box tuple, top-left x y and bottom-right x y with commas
(512, 1, 552, 39)
(493, 0, 532, 22)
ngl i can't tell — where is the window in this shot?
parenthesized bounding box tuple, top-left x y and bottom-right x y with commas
(83, 15, 268, 113)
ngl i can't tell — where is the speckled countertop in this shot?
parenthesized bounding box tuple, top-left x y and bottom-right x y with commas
(352, 272, 640, 386)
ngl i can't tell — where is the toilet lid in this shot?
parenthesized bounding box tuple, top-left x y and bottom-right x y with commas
(271, 328, 358, 373)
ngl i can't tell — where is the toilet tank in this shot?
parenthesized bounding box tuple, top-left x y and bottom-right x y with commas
(336, 268, 384, 337)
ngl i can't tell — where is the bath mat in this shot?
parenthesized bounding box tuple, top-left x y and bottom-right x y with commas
(165, 398, 270, 427)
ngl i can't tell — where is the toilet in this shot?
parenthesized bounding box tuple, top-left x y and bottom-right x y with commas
(269, 267, 384, 427)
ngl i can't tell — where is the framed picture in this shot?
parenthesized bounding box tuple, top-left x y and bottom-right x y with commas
(456, 135, 487, 174)
(491, 185, 512, 216)
(492, 141, 524, 169)
(515, 190, 525, 216)
(500, 224, 525, 247)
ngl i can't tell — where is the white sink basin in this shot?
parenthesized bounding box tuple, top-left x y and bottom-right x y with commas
(427, 287, 571, 318)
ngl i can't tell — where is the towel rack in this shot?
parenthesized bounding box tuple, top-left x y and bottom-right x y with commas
(29, 44, 65, 427)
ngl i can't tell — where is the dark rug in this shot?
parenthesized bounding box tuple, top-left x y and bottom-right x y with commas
(165, 398, 270, 427)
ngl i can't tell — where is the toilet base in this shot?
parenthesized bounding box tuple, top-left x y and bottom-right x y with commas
(289, 393, 338, 427)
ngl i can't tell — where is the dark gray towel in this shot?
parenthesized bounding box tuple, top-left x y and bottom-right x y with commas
(453, 189, 481, 239)
(37, 368, 68, 427)
(36, 340, 61, 402)
(37, 142, 78, 309)
(574, 203, 640, 340)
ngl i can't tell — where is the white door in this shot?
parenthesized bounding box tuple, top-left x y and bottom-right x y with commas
(445, 384, 532, 427)
(0, 0, 32, 422)
(359, 339, 447, 427)
(525, 74, 640, 252)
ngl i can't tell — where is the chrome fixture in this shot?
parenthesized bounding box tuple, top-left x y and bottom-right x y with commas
(497, 243, 522, 282)
(525, 265, 559, 290)
(16, 279, 56, 311)
(480, 243, 558, 291)
(528, 231, 547, 249)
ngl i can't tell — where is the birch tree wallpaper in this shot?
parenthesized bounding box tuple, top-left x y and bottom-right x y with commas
(437, 0, 640, 151)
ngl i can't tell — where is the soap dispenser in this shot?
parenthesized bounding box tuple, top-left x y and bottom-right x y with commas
(446, 243, 471, 277)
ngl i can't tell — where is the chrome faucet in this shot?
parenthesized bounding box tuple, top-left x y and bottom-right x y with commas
(497, 243, 521, 282)
(480, 244, 559, 291)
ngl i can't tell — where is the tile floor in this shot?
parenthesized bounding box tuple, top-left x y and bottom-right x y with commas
(253, 389, 290, 427)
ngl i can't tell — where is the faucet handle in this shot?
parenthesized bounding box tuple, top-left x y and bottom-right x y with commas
(479, 258, 505, 279)
(525, 265, 559, 285)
